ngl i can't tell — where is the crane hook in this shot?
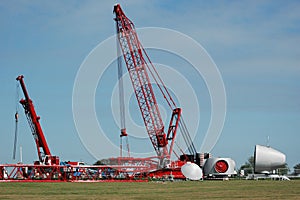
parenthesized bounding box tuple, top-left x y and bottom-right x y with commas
(15, 112, 18, 122)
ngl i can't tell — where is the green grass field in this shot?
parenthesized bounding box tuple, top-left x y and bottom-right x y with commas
(0, 180, 299, 199)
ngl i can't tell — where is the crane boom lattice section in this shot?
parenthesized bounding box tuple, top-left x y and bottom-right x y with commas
(114, 5, 168, 157)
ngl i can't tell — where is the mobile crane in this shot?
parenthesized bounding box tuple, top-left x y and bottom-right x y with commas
(16, 75, 59, 165)
(113, 5, 237, 179)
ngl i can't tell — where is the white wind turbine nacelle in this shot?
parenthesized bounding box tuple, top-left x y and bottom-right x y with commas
(254, 144, 286, 173)
(181, 162, 203, 180)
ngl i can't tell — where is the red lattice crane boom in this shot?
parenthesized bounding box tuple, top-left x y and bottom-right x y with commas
(113, 4, 181, 166)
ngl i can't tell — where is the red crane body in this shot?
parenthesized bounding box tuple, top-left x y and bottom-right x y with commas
(114, 4, 181, 165)
(16, 75, 59, 165)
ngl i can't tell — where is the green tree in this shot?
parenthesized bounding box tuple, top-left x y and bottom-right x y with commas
(239, 156, 254, 176)
(94, 159, 109, 165)
(94, 159, 119, 165)
(293, 163, 300, 175)
(278, 163, 289, 175)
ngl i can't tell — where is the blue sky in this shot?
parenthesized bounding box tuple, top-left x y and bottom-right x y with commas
(0, 0, 299, 169)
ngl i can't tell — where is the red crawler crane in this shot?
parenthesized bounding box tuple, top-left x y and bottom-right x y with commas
(114, 4, 182, 168)
(16, 75, 59, 165)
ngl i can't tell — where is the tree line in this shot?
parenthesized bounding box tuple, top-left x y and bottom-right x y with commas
(239, 156, 300, 176)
